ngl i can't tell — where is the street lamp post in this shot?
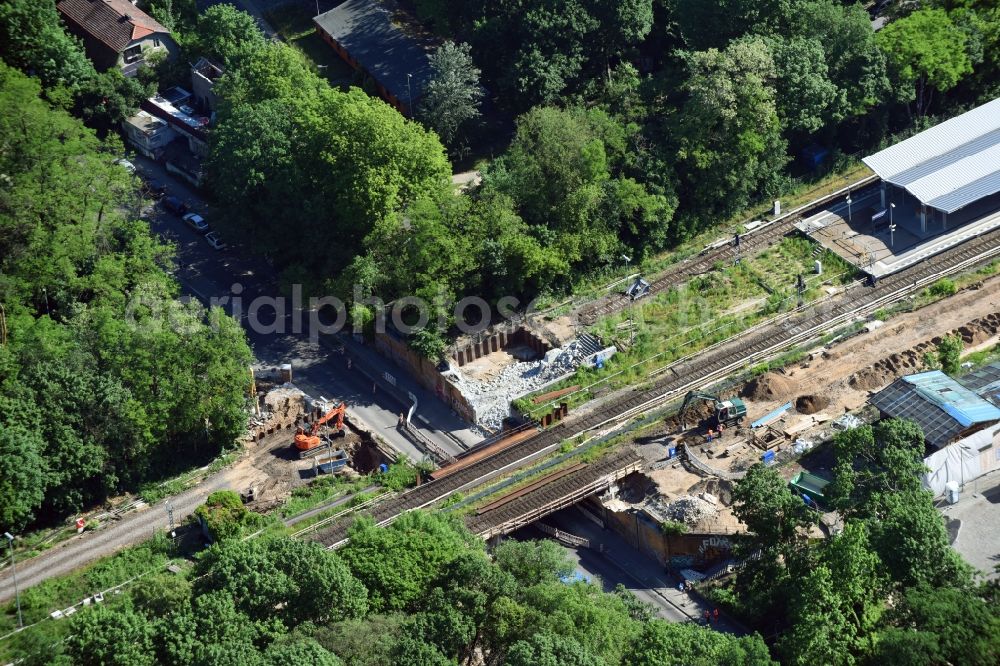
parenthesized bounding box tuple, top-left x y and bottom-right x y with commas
(406, 73, 413, 117)
(889, 203, 896, 248)
(846, 195, 853, 226)
(4, 533, 22, 629)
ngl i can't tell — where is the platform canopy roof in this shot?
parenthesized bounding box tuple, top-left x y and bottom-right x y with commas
(862, 97, 1000, 214)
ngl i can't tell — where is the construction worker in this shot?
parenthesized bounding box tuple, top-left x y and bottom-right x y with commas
(706, 428, 715, 443)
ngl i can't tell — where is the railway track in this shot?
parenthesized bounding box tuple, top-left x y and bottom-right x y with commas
(311, 226, 1000, 549)
(577, 175, 880, 325)
(465, 447, 644, 539)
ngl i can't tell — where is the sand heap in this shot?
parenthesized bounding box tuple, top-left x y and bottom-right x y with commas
(741, 372, 797, 401)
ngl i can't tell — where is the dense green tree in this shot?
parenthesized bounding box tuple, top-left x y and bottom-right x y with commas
(785, 0, 890, 123)
(671, 0, 793, 50)
(877, 8, 974, 116)
(418, 41, 483, 147)
(936, 334, 963, 375)
(674, 37, 787, 226)
(731, 463, 814, 552)
(0, 423, 46, 528)
(66, 604, 156, 666)
(339, 512, 482, 612)
(186, 2, 266, 68)
(0, 0, 94, 94)
(874, 583, 1000, 666)
(492, 539, 575, 586)
(506, 631, 606, 666)
(623, 619, 775, 665)
(868, 489, 971, 588)
(767, 36, 839, 133)
(263, 638, 343, 666)
(827, 419, 927, 517)
(0, 62, 253, 527)
(196, 537, 368, 625)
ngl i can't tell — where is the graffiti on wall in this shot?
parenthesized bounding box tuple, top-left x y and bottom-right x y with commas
(697, 535, 732, 564)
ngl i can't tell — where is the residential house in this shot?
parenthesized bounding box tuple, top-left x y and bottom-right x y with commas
(57, 0, 178, 76)
(190, 57, 223, 113)
(122, 109, 176, 159)
(870, 370, 1000, 496)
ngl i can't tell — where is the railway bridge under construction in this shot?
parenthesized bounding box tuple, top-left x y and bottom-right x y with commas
(309, 197, 1000, 551)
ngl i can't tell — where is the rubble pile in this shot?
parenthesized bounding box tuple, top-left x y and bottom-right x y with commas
(247, 385, 307, 439)
(648, 494, 719, 526)
(446, 340, 589, 431)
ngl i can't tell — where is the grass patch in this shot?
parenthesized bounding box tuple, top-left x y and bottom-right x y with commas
(524, 237, 858, 417)
(278, 475, 374, 519)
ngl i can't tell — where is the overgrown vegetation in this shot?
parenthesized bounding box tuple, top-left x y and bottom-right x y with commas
(0, 63, 252, 532)
(18, 513, 773, 665)
(707, 418, 1000, 665)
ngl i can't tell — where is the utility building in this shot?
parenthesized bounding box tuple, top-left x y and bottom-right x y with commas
(870, 370, 1000, 496)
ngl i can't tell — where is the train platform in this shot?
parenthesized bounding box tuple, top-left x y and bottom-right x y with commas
(795, 190, 1000, 278)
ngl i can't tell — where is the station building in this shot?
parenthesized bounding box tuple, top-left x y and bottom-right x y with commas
(796, 97, 1000, 277)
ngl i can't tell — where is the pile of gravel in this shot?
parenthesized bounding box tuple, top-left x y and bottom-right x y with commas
(445, 340, 588, 431)
(648, 495, 719, 526)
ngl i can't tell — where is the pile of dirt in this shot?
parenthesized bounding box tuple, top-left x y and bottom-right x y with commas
(795, 394, 830, 415)
(741, 372, 797, 401)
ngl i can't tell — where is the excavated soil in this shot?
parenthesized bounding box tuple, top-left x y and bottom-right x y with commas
(849, 312, 1000, 391)
(741, 372, 798, 401)
(795, 394, 830, 415)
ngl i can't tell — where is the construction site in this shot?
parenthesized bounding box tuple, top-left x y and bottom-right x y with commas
(225, 368, 398, 512)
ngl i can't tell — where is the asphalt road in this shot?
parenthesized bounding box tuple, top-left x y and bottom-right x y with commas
(0, 465, 239, 604)
(132, 156, 481, 461)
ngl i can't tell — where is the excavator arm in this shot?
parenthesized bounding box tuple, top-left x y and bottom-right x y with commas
(679, 391, 721, 431)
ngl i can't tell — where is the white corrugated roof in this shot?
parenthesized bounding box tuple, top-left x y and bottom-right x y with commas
(862, 97, 1000, 214)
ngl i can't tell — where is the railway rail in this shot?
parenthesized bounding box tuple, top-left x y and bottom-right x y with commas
(311, 225, 1000, 549)
(465, 448, 644, 539)
(577, 175, 880, 324)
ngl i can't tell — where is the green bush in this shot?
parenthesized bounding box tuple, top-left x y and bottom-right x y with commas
(661, 521, 688, 536)
(928, 278, 957, 297)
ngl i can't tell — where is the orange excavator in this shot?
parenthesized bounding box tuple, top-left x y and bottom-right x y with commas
(294, 402, 346, 456)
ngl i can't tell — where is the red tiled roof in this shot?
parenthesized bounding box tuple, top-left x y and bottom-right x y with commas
(57, 0, 169, 53)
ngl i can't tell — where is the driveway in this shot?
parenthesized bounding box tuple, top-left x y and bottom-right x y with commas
(941, 471, 1000, 579)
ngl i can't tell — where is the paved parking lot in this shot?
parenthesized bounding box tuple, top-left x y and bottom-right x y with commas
(941, 471, 1000, 579)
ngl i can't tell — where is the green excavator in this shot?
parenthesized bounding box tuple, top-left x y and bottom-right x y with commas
(679, 391, 747, 431)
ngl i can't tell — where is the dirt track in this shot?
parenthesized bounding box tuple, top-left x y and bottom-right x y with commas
(745, 275, 1000, 419)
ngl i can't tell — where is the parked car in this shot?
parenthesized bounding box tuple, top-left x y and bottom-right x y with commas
(205, 231, 227, 250)
(162, 196, 187, 216)
(144, 179, 167, 198)
(183, 212, 209, 234)
(114, 158, 136, 174)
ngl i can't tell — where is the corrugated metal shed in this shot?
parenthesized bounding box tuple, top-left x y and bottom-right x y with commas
(862, 97, 1000, 214)
(870, 370, 1000, 449)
